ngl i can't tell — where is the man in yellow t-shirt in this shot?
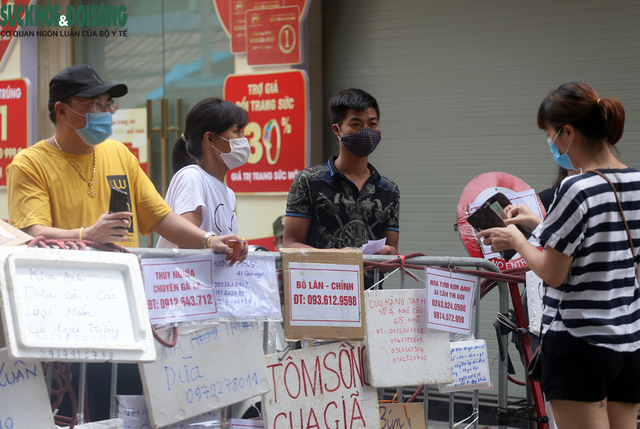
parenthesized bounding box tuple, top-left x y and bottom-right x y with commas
(7, 64, 248, 254)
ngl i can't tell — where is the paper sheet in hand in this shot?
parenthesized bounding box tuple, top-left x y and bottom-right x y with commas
(361, 238, 386, 254)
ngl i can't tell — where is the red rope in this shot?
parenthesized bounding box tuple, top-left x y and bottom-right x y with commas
(363, 253, 531, 298)
(27, 236, 130, 253)
(152, 325, 179, 348)
(508, 375, 527, 386)
(407, 385, 424, 403)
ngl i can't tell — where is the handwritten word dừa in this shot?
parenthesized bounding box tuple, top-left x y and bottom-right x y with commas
(0, 360, 37, 388)
(165, 362, 205, 391)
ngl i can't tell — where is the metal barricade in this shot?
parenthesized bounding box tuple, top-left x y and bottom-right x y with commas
(42, 248, 511, 429)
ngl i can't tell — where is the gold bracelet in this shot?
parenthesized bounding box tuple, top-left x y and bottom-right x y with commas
(79, 227, 85, 241)
(206, 235, 216, 248)
(203, 231, 217, 248)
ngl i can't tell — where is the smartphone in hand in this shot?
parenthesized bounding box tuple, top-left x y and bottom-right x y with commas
(109, 187, 129, 214)
(109, 187, 130, 230)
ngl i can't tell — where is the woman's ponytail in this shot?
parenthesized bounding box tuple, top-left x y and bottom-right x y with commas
(598, 97, 625, 146)
(171, 134, 197, 173)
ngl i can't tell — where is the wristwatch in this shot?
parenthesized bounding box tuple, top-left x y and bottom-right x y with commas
(203, 231, 217, 248)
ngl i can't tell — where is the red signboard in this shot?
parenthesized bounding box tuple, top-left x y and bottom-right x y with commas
(223, 70, 308, 193)
(214, 0, 310, 53)
(229, 0, 281, 54)
(0, 0, 34, 70)
(0, 78, 29, 187)
(247, 6, 300, 66)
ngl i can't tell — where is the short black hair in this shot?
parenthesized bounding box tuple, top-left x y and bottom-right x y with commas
(328, 88, 380, 127)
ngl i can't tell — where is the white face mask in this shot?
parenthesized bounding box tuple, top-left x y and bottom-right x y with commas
(212, 136, 251, 170)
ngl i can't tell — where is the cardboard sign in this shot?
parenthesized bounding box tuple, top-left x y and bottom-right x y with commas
(0, 347, 55, 429)
(282, 249, 365, 341)
(425, 268, 476, 335)
(140, 254, 281, 323)
(438, 340, 491, 393)
(223, 70, 308, 193)
(379, 403, 427, 429)
(118, 395, 221, 429)
(247, 6, 300, 66)
(0, 247, 155, 362)
(140, 255, 218, 325)
(212, 254, 281, 319)
(263, 342, 379, 429)
(364, 290, 451, 387)
(139, 322, 270, 427)
(0, 78, 29, 186)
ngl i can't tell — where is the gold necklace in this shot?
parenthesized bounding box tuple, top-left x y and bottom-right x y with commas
(53, 134, 97, 198)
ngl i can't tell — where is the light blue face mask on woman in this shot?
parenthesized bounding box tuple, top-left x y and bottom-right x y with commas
(65, 106, 113, 146)
(547, 127, 576, 170)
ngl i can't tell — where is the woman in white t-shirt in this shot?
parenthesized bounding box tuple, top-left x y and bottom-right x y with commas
(157, 98, 251, 248)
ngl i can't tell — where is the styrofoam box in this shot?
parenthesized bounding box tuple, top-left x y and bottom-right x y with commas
(0, 247, 156, 362)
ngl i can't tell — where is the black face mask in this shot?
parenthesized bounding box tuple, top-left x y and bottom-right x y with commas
(338, 127, 382, 157)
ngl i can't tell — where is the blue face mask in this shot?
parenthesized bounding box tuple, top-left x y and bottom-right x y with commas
(547, 127, 576, 170)
(66, 106, 113, 146)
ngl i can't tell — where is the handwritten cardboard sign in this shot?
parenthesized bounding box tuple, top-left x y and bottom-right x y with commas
(282, 249, 365, 341)
(438, 339, 491, 393)
(118, 395, 221, 429)
(140, 254, 280, 324)
(364, 289, 451, 387)
(139, 322, 270, 427)
(425, 268, 477, 335)
(379, 403, 426, 429)
(0, 347, 55, 429)
(212, 254, 281, 319)
(0, 247, 155, 362)
(263, 342, 379, 429)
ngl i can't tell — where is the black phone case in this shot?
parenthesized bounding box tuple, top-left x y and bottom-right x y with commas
(109, 187, 129, 214)
(467, 192, 531, 261)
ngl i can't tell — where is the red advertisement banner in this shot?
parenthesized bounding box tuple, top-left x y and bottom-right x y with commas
(0, 78, 29, 187)
(247, 6, 300, 66)
(223, 70, 308, 193)
(213, 0, 310, 54)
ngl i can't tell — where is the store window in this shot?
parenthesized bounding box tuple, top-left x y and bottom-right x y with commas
(73, 0, 234, 245)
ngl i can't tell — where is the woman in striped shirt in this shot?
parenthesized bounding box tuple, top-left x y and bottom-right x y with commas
(479, 82, 640, 429)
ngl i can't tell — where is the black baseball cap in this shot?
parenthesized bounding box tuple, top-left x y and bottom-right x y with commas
(48, 65, 128, 112)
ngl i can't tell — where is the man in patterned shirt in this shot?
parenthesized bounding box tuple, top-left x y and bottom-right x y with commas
(283, 88, 400, 257)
